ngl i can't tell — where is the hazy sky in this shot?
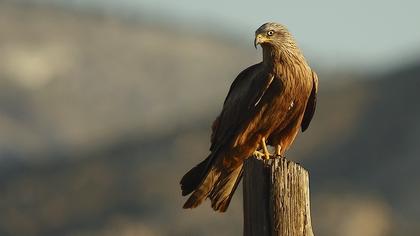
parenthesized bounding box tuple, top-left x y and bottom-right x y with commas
(52, 0, 420, 70)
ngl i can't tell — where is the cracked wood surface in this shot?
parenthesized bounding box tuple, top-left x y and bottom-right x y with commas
(243, 157, 314, 236)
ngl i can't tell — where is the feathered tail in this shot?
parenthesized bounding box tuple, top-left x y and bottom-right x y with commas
(180, 151, 244, 212)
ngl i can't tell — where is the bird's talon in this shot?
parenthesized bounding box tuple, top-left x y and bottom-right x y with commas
(253, 150, 265, 159)
(261, 137, 272, 160)
(264, 152, 271, 160)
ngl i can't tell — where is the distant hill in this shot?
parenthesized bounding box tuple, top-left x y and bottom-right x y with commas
(0, 1, 256, 159)
(0, 2, 419, 236)
(307, 61, 420, 235)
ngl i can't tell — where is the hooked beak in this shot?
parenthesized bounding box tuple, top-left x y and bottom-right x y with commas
(254, 34, 264, 49)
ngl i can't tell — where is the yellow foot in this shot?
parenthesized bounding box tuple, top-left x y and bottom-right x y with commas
(253, 150, 265, 159)
(261, 137, 271, 160)
(275, 145, 285, 158)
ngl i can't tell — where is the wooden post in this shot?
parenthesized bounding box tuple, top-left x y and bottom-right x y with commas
(243, 157, 314, 236)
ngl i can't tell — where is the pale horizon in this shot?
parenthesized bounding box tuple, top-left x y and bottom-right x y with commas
(36, 0, 420, 71)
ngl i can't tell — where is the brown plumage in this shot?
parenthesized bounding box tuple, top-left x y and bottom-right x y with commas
(180, 22, 318, 212)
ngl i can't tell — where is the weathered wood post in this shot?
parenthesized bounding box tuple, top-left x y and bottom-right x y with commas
(243, 157, 314, 236)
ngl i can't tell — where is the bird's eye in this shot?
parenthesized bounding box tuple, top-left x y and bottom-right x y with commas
(267, 30, 274, 36)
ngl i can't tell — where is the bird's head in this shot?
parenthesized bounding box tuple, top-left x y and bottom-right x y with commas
(254, 22, 293, 49)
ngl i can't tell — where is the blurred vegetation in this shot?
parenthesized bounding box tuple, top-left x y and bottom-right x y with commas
(0, 2, 419, 236)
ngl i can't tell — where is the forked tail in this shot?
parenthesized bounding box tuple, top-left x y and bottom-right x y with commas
(180, 152, 244, 212)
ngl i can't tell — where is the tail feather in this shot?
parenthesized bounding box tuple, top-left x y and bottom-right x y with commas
(181, 143, 244, 212)
(182, 167, 220, 209)
(182, 162, 244, 212)
(209, 165, 243, 212)
(180, 155, 212, 196)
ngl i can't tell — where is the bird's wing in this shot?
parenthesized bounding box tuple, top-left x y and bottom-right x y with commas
(210, 63, 273, 151)
(200, 64, 275, 212)
(301, 70, 318, 131)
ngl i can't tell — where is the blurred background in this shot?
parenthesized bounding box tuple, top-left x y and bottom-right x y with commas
(0, 0, 419, 235)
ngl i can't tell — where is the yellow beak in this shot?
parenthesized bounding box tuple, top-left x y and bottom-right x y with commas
(254, 34, 266, 48)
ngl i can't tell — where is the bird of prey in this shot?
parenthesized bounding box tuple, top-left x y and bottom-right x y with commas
(180, 22, 318, 212)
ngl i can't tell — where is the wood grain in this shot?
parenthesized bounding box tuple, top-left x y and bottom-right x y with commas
(243, 157, 314, 236)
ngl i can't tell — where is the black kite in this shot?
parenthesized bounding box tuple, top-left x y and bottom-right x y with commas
(180, 22, 318, 212)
